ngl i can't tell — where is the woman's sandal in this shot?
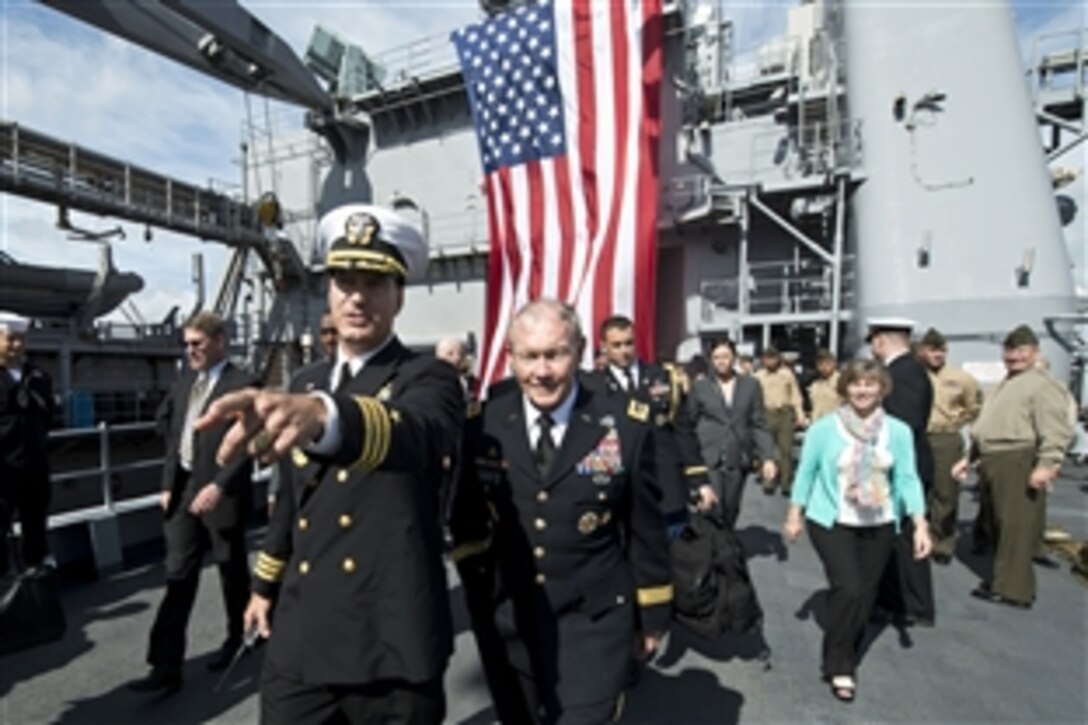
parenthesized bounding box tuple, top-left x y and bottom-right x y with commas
(830, 676, 856, 703)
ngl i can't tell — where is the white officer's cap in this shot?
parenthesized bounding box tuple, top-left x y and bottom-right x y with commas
(318, 203, 428, 283)
(865, 316, 916, 342)
(0, 311, 30, 335)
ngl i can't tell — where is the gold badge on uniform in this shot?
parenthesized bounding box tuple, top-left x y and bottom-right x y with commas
(627, 399, 649, 422)
(578, 511, 600, 535)
(376, 384, 393, 402)
(291, 448, 309, 468)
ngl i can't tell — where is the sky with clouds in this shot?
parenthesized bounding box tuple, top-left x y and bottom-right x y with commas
(0, 0, 1084, 321)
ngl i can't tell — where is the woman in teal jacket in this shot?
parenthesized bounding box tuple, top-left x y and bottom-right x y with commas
(783, 359, 931, 702)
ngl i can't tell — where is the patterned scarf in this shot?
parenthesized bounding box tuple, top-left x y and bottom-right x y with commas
(836, 405, 885, 509)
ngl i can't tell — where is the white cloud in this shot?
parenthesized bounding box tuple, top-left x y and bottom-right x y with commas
(0, 1, 479, 322)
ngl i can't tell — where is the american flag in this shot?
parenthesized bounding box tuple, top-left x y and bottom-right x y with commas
(452, 0, 663, 392)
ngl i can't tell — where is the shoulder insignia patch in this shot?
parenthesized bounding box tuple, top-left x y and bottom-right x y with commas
(627, 399, 649, 422)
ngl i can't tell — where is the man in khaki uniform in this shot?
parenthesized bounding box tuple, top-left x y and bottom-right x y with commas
(806, 348, 841, 422)
(954, 325, 1073, 609)
(917, 328, 980, 564)
(755, 346, 806, 495)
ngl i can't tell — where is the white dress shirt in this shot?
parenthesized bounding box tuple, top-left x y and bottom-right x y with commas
(524, 383, 579, 450)
(608, 362, 640, 392)
(309, 336, 394, 454)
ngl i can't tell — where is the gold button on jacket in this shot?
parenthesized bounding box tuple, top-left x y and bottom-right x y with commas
(342, 557, 357, 574)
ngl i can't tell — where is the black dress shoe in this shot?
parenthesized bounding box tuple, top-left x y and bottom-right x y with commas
(128, 667, 182, 693)
(206, 642, 241, 672)
(970, 585, 1031, 609)
(1033, 554, 1060, 569)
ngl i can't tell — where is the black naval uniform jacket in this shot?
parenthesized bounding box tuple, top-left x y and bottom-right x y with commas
(584, 362, 708, 518)
(252, 338, 463, 686)
(0, 363, 54, 484)
(451, 385, 673, 707)
(157, 363, 257, 529)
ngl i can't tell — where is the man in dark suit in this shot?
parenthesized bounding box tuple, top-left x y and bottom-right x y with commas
(583, 315, 707, 534)
(127, 312, 257, 693)
(450, 299, 673, 724)
(868, 318, 936, 625)
(685, 338, 778, 529)
(196, 204, 463, 724)
(0, 311, 55, 573)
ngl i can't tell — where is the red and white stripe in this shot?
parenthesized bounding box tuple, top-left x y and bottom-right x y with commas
(477, 0, 662, 395)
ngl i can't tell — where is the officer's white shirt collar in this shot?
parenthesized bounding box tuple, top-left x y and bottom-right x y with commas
(608, 361, 640, 391)
(309, 335, 396, 455)
(330, 335, 394, 389)
(524, 382, 579, 449)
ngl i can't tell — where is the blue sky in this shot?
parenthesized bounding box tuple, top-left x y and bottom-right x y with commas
(0, 0, 1083, 320)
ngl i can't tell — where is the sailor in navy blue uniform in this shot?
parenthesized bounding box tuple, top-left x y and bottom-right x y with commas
(0, 311, 55, 574)
(197, 204, 463, 724)
(451, 299, 672, 724)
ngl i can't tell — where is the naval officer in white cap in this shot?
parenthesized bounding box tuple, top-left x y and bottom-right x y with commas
(0, 311, 56, 574)
(866, 317, 936, 626)
(196, 204, 463, 724)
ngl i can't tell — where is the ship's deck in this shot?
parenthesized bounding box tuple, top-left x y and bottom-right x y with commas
(3, 466, 1086, 724)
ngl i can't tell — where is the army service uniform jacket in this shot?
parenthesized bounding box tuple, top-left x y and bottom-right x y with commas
(451, 386, 673, 708)
(252, 338, 463, 686)
(584, 362, 708, 519)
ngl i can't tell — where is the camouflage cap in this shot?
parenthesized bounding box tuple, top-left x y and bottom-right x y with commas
(761, 345, 781, 358)
(815, 347, 835, 362)
(1003, 324, 1039, 348)
(920, 327, 947, 348)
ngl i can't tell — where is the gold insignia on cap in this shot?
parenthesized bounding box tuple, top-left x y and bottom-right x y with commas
(345, 212, 380, 246)
(578, 511, 600, 535)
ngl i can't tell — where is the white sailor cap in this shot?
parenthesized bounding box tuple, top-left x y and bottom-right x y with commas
(865, 316, 916, 342)
(0, 311, 29, 335)
(318, 203, 428, 283)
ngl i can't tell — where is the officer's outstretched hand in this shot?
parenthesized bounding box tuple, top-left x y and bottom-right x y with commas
(245, 593, 273, 639)
(196, 389, 327, 466)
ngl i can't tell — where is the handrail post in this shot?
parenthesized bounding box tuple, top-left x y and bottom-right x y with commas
(99, 420, 114, 511)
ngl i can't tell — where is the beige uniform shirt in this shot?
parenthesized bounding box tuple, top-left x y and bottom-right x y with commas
(971, 367, 1074, 466)
(755, 367, 805, 420)
(927, 364, 981, 433)
(808, 372, 841, 421)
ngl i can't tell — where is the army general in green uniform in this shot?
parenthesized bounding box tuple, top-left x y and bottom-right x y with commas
(954, 325, 1072, 609)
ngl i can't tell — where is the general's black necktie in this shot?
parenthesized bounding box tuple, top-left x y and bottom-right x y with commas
(334, 362, 353, 393)
(621, 366, 635, 392)
(535, 413, 556, 478)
